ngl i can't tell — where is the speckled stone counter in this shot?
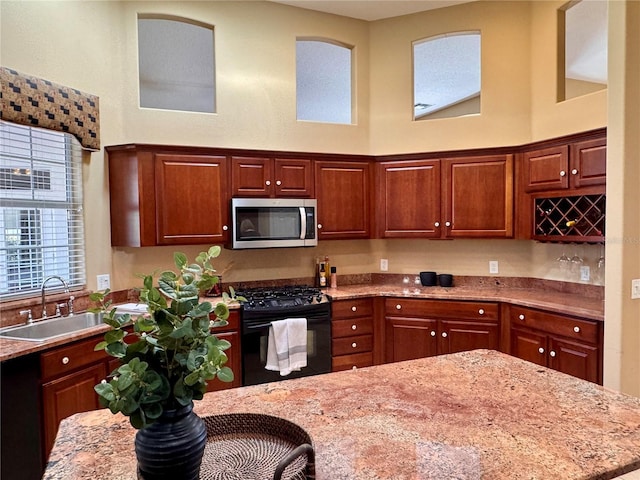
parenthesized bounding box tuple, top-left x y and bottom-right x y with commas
(44, 350, 639, 480)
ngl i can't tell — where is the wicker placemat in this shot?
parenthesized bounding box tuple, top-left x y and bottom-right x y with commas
(200, 413, 315, 480)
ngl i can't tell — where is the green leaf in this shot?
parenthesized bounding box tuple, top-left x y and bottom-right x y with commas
(213, 302, 230, 321)
(174, 252, 188, 270)
(207, 245, 221, 258)
(143, 403, 163, 419)
(184, 370, 201, 386)
(217, 366, 234, 383)
(129, 411, 145, 429)
(105, 342, 126, 358)
(94, 382, 115, 401)
(94, 341, 108, 351)
(169, 318, 194, 339)
(105, 329, 125, 344)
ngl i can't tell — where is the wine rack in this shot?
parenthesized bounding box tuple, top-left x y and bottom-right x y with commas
(533, 194, 605, 242)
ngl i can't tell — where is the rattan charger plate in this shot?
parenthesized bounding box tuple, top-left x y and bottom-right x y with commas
(200, 413, 315, 480)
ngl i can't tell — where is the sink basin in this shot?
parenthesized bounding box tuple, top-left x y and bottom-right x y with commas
(0, 312, 106, 342)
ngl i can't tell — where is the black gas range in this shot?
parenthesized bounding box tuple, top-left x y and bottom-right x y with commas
(234, 285, 332, 386)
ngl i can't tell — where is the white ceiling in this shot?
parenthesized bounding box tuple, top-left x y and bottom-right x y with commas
(268, 0, 475, 21)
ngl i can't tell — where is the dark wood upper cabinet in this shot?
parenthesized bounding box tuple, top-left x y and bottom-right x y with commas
(315, 160, 371, 240)
(375, 160, 441, 238)
(523, 134, 606, 194)
(107, 145, 230, 247)
(442, 155, 514, 238)
(231, 156, 314, 198)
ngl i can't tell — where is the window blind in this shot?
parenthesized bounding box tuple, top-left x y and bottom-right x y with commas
(0, 120, 86, 300)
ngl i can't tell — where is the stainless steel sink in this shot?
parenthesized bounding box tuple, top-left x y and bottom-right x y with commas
(0, 312, 106, 342)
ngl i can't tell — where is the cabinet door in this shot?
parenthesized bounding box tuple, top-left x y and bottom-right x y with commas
(207, 330, 242, 391)
(155, 154, 229, 245)
(42, 362, 106, 458)
(442, 155, 514, 238)
(376, 160, 441, 238)
(523, 146, 569, 192)
(274, 158, 314, 197)
(385, 317, 437, 363)
(315, 160, 371, 239)
(548, 336, 600, 383)
(570, 137, 606, 188)
(510, 328, 547, 367)
(439, 320, 499, 355)
(231, 157, 272, 197)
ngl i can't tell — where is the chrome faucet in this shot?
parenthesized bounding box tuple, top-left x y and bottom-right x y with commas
(41, 275, 70, 320)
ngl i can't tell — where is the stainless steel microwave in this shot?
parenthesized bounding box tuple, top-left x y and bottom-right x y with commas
(230, 198, 318, 249)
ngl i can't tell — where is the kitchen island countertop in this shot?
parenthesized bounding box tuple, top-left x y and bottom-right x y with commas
(44, 349, 639, 480)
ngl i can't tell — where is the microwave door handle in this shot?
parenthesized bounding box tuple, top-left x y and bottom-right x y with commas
(299, 207, 306, 239)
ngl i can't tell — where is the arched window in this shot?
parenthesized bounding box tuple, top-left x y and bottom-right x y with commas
(559, 0, 608, 101)
(138, 15, 215, 113)
(296, 39, 353, 124)
(413, 31, 481, 120)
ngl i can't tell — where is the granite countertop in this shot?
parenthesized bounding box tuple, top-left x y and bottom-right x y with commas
(0, 278, 603, 362)
(43, 350, 640, 480)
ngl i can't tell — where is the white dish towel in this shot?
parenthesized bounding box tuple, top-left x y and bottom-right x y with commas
(265, 318, 308, 376)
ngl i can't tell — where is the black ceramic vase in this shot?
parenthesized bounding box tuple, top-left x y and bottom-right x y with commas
(135, 402, 207, 480)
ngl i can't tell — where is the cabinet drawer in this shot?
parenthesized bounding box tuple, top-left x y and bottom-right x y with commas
(41, 336, 107, 381)
(332, 352, 373, 372)
(332, 334, 373, 356)
(332, 298, 373, 319)
(385, 298, 498, 321)
(332, 317, 373, 338)
(510, 306, 599, 343)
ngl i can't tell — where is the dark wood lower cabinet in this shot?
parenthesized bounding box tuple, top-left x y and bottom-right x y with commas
(331, 298, 375, 371)
(384, 299, 500, 363)
(509, 305, 602, 384)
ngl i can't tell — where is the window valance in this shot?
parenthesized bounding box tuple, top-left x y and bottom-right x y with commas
(0, 66, 100, 151)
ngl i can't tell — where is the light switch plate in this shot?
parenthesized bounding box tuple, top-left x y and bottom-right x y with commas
(632, 279, 640, 299)
(489, 261, 499, 274)
(380, 259, 388, 272)
(97, 274, 110, 291)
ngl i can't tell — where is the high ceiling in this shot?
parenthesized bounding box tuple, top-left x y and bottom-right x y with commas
(268, 0, 475, 21)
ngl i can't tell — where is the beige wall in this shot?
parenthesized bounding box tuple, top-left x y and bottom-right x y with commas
(2, 1, 638, 395)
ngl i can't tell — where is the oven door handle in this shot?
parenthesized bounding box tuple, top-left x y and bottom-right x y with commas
(245, 322, 274, 330)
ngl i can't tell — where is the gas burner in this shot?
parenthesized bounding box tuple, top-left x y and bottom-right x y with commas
(235, 285, 330, 314)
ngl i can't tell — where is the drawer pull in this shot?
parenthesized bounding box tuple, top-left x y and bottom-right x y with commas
(518, 314, 525, 321)
(276, 180, 282, 186)
(351, 324, 357, 331)
(62, 356, 70, 365)
(396, 304, 402, 310)
(573, 326, 580, 333)
(571, 168, 578, 175)
(478, 309, 485, 315)
(351, 306, 357, 312)
(538, 347, 545, 354)
(560, 170, 566, 177)
(351, 342, 357, 348)
(442, 332, 448, 338)
(222, 225, 228, 231)
(430, 331, 436, 337)
(434, 221, 440, 227)
(550, 350, 556, 358)
(265, 180, 271, 186)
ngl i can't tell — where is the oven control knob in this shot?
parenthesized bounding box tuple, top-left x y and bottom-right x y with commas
(258, 300, 265, 307)
(316, 295, 323, 303)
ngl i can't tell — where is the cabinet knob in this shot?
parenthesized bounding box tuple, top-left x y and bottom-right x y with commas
(571, 168, 578, 175)
(538, 347, 545, 354)
(434, 222, 440, 227)
(560, 170, 566, 177)
(478, 309, 485, 315)
(573, 326, 580, 333)
(222, 225, 228, 231)
(351, 306, 357, 312)
(351, 324, 357, 330)
(442, 332, 448, 338)
(396, 304, 402, 310)
(265, 180, 271, 186)
(351, 342, 357, 348)
(431, 331, 436, 337)
(276, 180, 282, 186)
(550, 350, 556, 357)
(317, 224, 323, 229)
(445, 221, 451, 227)
(62, 356, 70, 365)
(518, 314, 525, 321)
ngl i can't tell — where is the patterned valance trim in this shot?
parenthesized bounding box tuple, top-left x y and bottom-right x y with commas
(0, 66, 100, 151)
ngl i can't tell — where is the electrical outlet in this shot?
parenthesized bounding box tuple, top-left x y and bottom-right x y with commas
(489, 261, 499, 274)
(380, 259, 388, 272)
(632, 279, 640, 300)
(580, 266, 590, 282)
(97, 274, 110, 291)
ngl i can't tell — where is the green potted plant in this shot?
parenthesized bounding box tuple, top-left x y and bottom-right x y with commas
(90, 246, 243, 480)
